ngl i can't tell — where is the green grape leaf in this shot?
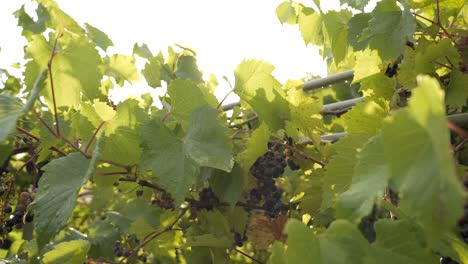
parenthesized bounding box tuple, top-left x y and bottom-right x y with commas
(352, 49, 383, 82)
(359, 73, 396, 100)
(297, 169, 324, 215)
(85, 23, 113, 51)
(42, 240, 90, 264)
(104, 54, 140, 86)
(37, 0, 84, 35)
(209, 164, 246, 206)
(321, 134, 369, 209)
(133, 43, 153, 59)
(234, 59, 290, 131)
(446, 70, 468, 109)
(286, 87, 323, 145)
(87, 219, 121, 259)
(335, 135, 388, 222)
(269, 241, 287, 264)
(185, 234, 233, 248)
(284, 219, 318, 263)
(276, 1, 297, 25)
(381, 76, 464, 244)
(142, 120, 199, 204)
(237, 122, 270, 172)
(341, 0, 371, 10)
(167, 79, 211, 130)
(142, 106, 233, 203)
(31, 136, 103, 248)
(368, 220, 438, 264)
(14, 4, 49, 37)
(142, 53, 164, 88)
(176, 55, 203, 83)
(415, 39, 461, 75)
(298, 7, 323, 45)
(24, 33, 103, 107)
(361, 0, 415, 60)
(347, 13, 372, 51)
(342, 99, 388, 134)
(184, 106, 233, 171)
(397, 47, 417, 90)
(285, 219, 370, 264)
(0, 95, 24, 142)
(322, 10, 352, 64)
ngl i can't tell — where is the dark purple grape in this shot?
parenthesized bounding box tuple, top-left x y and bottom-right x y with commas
(0, 238, 12, 249)
(3, 206, 12, 214)
(287, 159, 300, 170)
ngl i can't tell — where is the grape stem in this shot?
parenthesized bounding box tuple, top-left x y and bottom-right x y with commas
(234, 248, 264, 264)
(270, 139, 326, 167)
(84, 121, 106, 154)
(47, 30, 63, 137)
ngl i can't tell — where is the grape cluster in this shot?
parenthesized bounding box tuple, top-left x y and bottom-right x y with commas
(152, 192, 175, 210)
(358, 204, 378, 242)
(247, 145, 288, 218)
(1, 192, 33, 241)
(440, 257, 459, 264)
(114, 240, 128, 257)
(232, 230, 245, 247)
(194, 188, 219, 210)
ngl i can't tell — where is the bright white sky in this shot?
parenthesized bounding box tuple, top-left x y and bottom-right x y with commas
(0, 0, 343, 103)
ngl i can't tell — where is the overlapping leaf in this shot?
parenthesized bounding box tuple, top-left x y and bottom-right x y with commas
(234, 59, 290, 131)
(142, 106, 233, 203)
(381, 76, 464, 243)
(31, 135, 103, 248)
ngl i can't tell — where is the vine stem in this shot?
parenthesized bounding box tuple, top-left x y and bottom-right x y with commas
(234, 248, 264, 264)
(121, 207, 188, 262)
(448, 122, 468, 138)
(32, 109, 57, 137)
(161, 111, 172, 122)
(16, 126, 67, 156)
(454, 138, 468, 153)
(16, 126, 40, 141)
(48, 31, 63, 137)
(411, 9, 458, 48)
(228, 115, 258, 128)
(84, 121, 106, 154)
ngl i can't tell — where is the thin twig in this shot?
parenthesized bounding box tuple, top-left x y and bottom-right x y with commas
(228, 115, 258, 128)
(161, 111, 172, 122)
(49, 146, 67, 156)
(96, 171, 129, 177)
(412, 10, 457, 47)
(16, 126, 40, 141)
(99, 159, 131, 170)
(84, 121, 106, 154)
(48, 31, 63, 137)
(217, 88, 235, 110)
(61, 136, 91, 158)
(121, 207, 188, 262)
(234, 248, 263, 264)
(454, 138, 468, 153)
(448, 122, 468, 138)
(6, 153, 38, 200)
(32, 109, 57, 138)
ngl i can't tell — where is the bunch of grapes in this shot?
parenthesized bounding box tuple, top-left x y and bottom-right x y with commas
(247, 144, 288, 218)
(194, 187, 219, 210)
(152, 191, 175, 210)
(358, 204, 378, 242)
